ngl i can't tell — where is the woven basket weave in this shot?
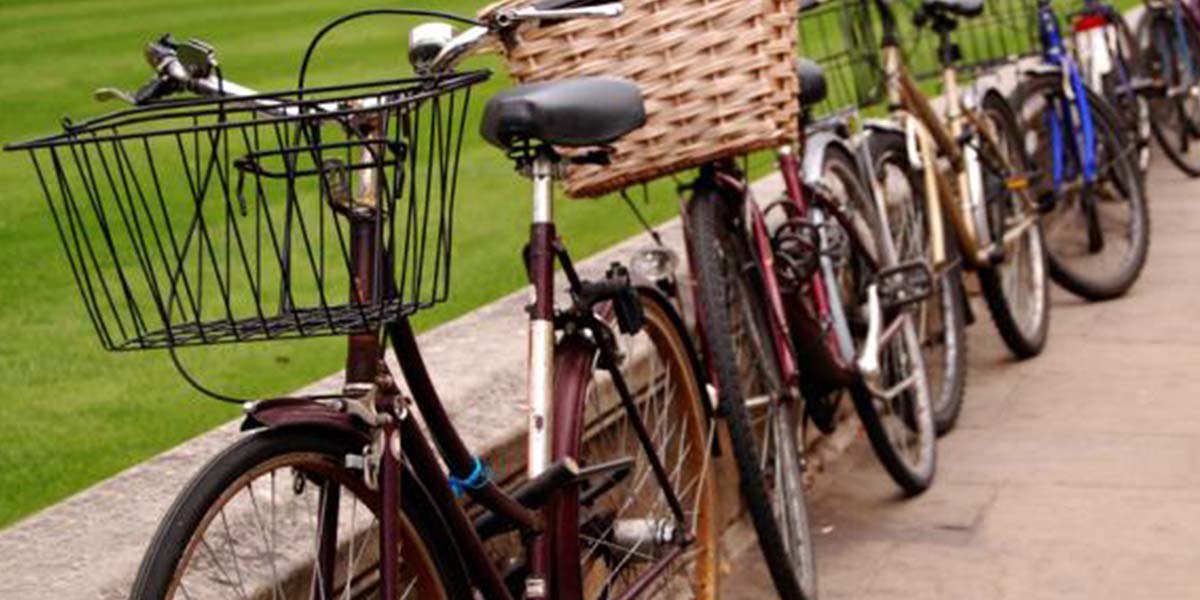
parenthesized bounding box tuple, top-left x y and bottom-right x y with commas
(481, 0, 800, 198)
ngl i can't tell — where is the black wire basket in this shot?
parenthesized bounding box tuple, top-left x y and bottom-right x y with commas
(7, 70, 489, 351)
(797, 0, 885, 117)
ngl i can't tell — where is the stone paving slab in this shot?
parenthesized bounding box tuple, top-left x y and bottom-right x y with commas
(720, 153, 1200, 598)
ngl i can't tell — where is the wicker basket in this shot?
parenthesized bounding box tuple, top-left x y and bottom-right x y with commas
(482, 0, 799, 198)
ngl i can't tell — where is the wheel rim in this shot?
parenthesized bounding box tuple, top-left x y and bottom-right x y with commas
(988, 104, 1046, 339)
(167, 452, 445, 600)
(575, 301, 717, 598)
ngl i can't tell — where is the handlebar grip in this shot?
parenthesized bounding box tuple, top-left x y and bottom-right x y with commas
(133, 76, 177, 105)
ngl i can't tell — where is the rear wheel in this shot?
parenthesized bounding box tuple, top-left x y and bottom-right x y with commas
(130, 428, 466, 599)
(977, 91, 1051, 358)
(865, 133, 968, 435)
(1094, 11, 1153, 175)
(686, 192, 816, 600)
(1140, 9, 1200, 176)
(1014, 75, 1151, 300)
(551, 291, 719, 598)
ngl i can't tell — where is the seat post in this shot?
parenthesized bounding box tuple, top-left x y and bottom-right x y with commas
(527, 149, 557, 484)
(532, 153, 554, 226)
(524, 148, 558, 600)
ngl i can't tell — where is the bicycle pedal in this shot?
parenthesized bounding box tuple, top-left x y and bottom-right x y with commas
(875, 260, 934, 312)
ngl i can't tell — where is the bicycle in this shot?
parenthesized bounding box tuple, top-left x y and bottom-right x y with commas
(1069, 0, 1153, 176)
(679, 56, 944, 600)
(793, 0, 969, 435)
(1010, 0, 1151, 300)
(1137, 0, 1200, 176)
(7, 3, 724, 598)
(862, 0, 1051, 358)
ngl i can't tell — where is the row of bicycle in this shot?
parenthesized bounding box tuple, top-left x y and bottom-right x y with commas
(7, 0, 1198, 597)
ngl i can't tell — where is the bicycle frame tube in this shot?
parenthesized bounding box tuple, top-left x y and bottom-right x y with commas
(525, 155, 557, 598)
(714, 168, 802, 384)
(880, 39, 1039, 267)
(1039, 1, 1100, 186)
(882, 43, 983, 264)
(777, 147, 855, 366)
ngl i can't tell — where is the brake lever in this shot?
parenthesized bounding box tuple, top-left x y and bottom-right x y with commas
(93, 87, 137, 105)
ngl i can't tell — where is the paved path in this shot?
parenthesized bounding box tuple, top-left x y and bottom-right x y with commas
(721, 156, 1200, 599)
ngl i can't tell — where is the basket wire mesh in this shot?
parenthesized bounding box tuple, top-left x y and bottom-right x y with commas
(797, 0, 886, 117)
(8, 71, 488, 351)
(900, 0, 1041, 81)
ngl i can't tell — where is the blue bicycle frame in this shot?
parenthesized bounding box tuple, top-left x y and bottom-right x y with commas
(1035, 0, 1100, 191)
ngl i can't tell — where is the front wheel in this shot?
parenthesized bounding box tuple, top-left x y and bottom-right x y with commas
(977, 91, 1051, 358)
(1013, 75, 1151, 300)
(864, 132, 968, 435)
(685, 192, 816, 600)
(129, 428, 468, 600)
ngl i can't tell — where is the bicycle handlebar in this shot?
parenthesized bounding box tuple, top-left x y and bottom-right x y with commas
(117, 3, 624, 107)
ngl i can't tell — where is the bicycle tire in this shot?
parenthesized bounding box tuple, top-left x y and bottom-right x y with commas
(549, 289, 720, 598)
(1013, 75, 1151, 300)
(1099, 10, 1153, 175)
(976, 91, 1052, 359)
(863, 133, 968, 435)
(1141, 8, 1200, 176)
(686, 190, 816, 600)
(129, 427, 468, 600)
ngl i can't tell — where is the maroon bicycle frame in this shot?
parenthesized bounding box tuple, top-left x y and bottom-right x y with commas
(686, 148, 875, 402)
(246, 152, 707, 599)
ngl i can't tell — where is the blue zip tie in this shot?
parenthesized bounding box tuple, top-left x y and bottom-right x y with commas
(448, 456, 491, 498)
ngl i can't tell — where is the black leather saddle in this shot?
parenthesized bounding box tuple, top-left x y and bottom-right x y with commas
(922, 0, 984, 19)
(480, 77, 646, 150)
(795, 57, 828, 106)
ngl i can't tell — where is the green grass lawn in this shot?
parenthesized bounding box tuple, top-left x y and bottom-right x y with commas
(0, 0, 699, 527)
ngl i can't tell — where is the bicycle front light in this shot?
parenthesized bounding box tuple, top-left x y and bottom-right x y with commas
(408, 22, 454, 73)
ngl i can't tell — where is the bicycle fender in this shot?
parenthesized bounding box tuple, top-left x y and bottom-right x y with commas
(632, 285, 715, 421)
(1021, 63, 1063, 79)
(241, 396, 370, 443)
(800, 130, 858, 186)
(561, 284, 720, 448)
